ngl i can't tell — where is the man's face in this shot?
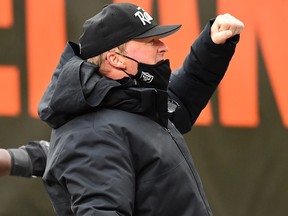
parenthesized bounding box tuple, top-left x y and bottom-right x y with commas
(123, 37, 168, 75)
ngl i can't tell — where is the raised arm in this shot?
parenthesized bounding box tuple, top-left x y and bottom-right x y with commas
(168, 14, 244, 133)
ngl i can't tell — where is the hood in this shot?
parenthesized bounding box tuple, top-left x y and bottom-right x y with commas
(38, 42, 171, 129)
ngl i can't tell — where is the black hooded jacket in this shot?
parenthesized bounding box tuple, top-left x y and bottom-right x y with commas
(40, 21, 239, 216)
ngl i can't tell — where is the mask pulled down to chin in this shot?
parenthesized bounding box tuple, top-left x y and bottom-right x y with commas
(119, 53, 172, 91)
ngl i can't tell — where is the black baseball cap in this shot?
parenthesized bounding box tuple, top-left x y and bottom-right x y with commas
(79, 2, 181, 59)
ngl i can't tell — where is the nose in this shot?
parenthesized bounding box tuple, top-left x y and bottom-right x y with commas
(157, 39, 169, 53)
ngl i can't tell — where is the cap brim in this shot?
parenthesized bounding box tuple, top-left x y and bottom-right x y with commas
(134, 24, 181, 39)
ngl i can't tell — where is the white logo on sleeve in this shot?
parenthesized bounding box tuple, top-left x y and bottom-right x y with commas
(134, 7, 153, 25)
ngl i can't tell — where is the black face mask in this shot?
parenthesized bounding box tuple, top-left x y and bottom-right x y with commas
(119, 54, 172, 91)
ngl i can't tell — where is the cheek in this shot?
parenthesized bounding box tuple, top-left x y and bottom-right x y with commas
(126, 61, 138, 75)
(140, 49, 159, 64)
(126, 46, 157, 64)
(134, 53, 157, 64)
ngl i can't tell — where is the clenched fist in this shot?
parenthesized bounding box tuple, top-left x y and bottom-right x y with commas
(211, 13, 244, 44)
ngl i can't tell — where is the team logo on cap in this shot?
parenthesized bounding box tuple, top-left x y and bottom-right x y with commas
(134, 7, 153, 25)
(140, 71, 154, 83)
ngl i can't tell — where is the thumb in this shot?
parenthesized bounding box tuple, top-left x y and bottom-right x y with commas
(211, 30, 233, 44)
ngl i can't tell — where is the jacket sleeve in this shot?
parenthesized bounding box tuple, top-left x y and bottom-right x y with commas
(50, 128, 135, 216)
(168, 19, 240, 134)
(7, 140, 49, 177)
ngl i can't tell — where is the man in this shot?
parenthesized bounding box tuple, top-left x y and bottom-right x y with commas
(2, 2, 244, 215)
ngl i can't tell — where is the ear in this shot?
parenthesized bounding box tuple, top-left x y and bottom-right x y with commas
(106, 52, 126, 70)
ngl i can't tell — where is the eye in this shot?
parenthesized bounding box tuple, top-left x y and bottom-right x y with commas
(149, 38, 155, 44)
